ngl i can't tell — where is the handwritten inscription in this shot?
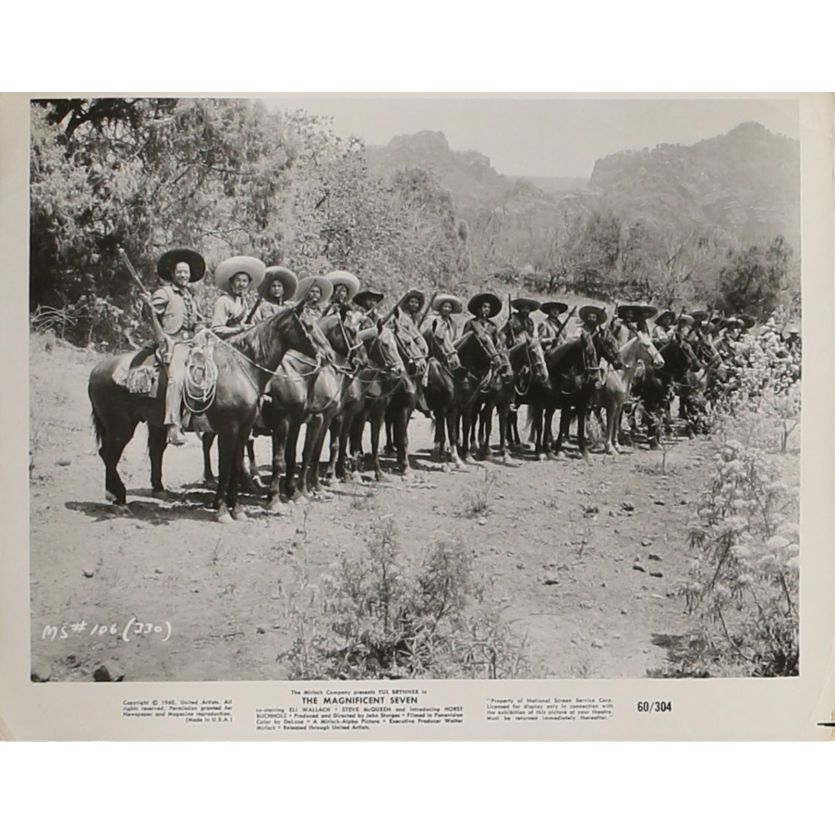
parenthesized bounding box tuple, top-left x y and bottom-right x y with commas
(41, 617, 172, 643)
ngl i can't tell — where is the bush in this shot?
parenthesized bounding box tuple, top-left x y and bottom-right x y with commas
(282, 518, 531, 680)
(668, 435, 798, 677)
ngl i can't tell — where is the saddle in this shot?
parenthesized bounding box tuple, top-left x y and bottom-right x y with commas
(112, 344, 164, 398)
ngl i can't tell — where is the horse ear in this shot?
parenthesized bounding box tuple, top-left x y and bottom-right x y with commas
(432, 320, 438, 333)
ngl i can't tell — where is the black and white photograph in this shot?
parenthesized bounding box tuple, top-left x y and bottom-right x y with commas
(25, 94, 806, 687)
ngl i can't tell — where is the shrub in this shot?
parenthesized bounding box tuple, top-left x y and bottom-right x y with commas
(282, 518, 531, 679)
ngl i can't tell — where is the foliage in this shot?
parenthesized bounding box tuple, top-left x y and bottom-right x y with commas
(668, 436, 798, 677)
(282, 518, 531, 680)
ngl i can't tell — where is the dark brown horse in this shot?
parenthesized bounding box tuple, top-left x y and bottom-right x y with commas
(470, 336, 549, 462)
(382, 309, 429, 475)
(424, 325, 506, 469)
(88, 300, 319, 522)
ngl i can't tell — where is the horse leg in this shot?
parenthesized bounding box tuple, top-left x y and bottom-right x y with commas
(267, 428, 286, 514)
(447, 409, 465, 469)
(384, 414, 396, 457)
(148, 424, 169, 498)
(369, 408, 385, 481)
(98, 416, 138, 505)
(245, 438, 263, 490)
(395, 406, 410, 475)
(577, 406, 589, 459)
(432, 408, 446, 462)
(228, 428, 251, 521)
(285, 420, 303, 499)
(202, 432, 216, 484)
(496, 405, 509, 461)
(215, 431, 235, 523)
(461, 407, 474, 464)
(324, 416, 340, 482)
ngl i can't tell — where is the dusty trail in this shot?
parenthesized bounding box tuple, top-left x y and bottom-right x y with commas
(29, 334, 724, 681)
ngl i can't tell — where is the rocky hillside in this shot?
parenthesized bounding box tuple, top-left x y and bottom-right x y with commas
(366, 122, 800, 251)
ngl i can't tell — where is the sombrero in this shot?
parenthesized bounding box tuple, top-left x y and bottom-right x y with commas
(720, 317, 744, 331)
(399, 288, 426, 311)
(690, 309, 710, 323)
(431, 293, 464, 315)
(540, 301, 568, 316)
(655, 309, 676, 326)
(579, 305, 607, 326)
(677, 314, 695, 328)
(467, 292, 502, 318)
(156, 248, 205, 282)
(353, 288, 385, 308)
(214, 255, 266, 293)
(735, 313, 756, 329)
(259, 266, 299, 301)
(297, 275, 334, 305)
(616, 303, 646, 321)
(324, 270, 360, 302)
(511, 297, 541, 313)
(641, 304, 659, 320)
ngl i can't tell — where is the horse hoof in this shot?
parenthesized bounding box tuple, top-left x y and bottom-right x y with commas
(151, 489, 168, 500)
(204, 476, 217, 487)
(231, 507, 248, 522)
(268, 499, 286, 515)
(538, 453, 547, 462)
(217, 510, 233, 524)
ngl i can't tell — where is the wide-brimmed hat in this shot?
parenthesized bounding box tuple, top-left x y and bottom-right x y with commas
(540, 301, 568, 316)
(431, 293, 464, 314)
(353, 288, 385, 308)
(689, 309, 710, 323)
(214, 255, 266, 293)
(677, 314, 695, 328)
(157, 248, 206, 282)
(467, 292, 502, 318)
(297, 275, 334, 305)
(735, 313, 756, 329)
(511, 297, 541, 314)
(617, 303, 656, 321)
(787, 325, 800, 336)
(399, 288, 426, 311)
(324, 270, 360, 302)
(259, 266, 299, 301)
(579, 305, 607, 326)
(655, 309, 676, 327)
(720, 317, 744, 331)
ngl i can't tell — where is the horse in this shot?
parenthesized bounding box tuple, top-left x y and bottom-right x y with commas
(423, 325, 505, 468)
(597, 328, 665, 454)
(88, 299, 320, 522)
(382, 309, 429, 475)
(529, 327, 621, 460)
(347, 321, 410, 481)
(471, 336, 548, 462)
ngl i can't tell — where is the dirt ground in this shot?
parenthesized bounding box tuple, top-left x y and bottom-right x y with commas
(28, 332, 798, 682)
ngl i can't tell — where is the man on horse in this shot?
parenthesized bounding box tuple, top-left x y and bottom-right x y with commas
(296, 275, 333, 319)
(248, 266, 299, 325)
(354, 288, 386, 329)
(427, 293, 463, 342)
(652, 310, 676, 345)
(537, 301, 569, 349)
(616, 303, 657, 336)
(399, 288, 427, 326)
(211, 255, 266, 338)
(502, 298, 540, 346)
(463, 292, 502, 343)
(146, 247, 207, 446)
(321, 270, 360, 317)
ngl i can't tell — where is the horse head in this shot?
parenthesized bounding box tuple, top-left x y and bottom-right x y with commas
(283, 297, 321, 360)
(424, 320, 462, 373)
(391, 313, 428, 377)
(634, 330, 665, 369)
(593, 327, 623, 370)
(363, 323, 406, 378)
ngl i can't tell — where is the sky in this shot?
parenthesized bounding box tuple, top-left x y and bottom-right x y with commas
(263, 94, 799, 179)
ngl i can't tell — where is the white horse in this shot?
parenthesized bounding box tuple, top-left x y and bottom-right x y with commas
(600, 329, 665, 454)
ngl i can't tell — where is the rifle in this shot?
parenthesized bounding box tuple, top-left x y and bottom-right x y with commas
(554, 304, 577, 341)
(382, 291, 411, 325)
(244, 279, 268, 325)
(417, 292, 439, 329)
(118, 246, 167, 346)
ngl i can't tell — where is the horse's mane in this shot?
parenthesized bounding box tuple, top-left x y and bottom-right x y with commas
(225, 305, 297, 362)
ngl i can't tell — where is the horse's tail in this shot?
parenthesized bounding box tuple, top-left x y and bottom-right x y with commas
(91, 406, 105, 451)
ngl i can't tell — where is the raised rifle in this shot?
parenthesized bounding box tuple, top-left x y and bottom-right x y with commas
(244, 280, 269, 325)
(118, 246, 167, 346)
(417, 292, 439, 329)
(382, 291, 411, 325)
(553, 304, 577, 340)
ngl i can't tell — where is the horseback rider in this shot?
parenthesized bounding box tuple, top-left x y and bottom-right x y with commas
(353, 288, 385, 329)
(321, 270, 360, 317)
(463, 292, 502, 343)
(616, 303, 657, 336)
(398, 288, 426, 326)
(537, 301, 569, 349)
(577, 305, 607, 388)
(211, 256, 266, 338)
(652, 310, 675, 345)
(145, 247, 207, 446)
(427, 293, 463, 342)
(296, 275, 334, 320)
(501, 298, 540, 347)
(248, 266, 299, 325)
